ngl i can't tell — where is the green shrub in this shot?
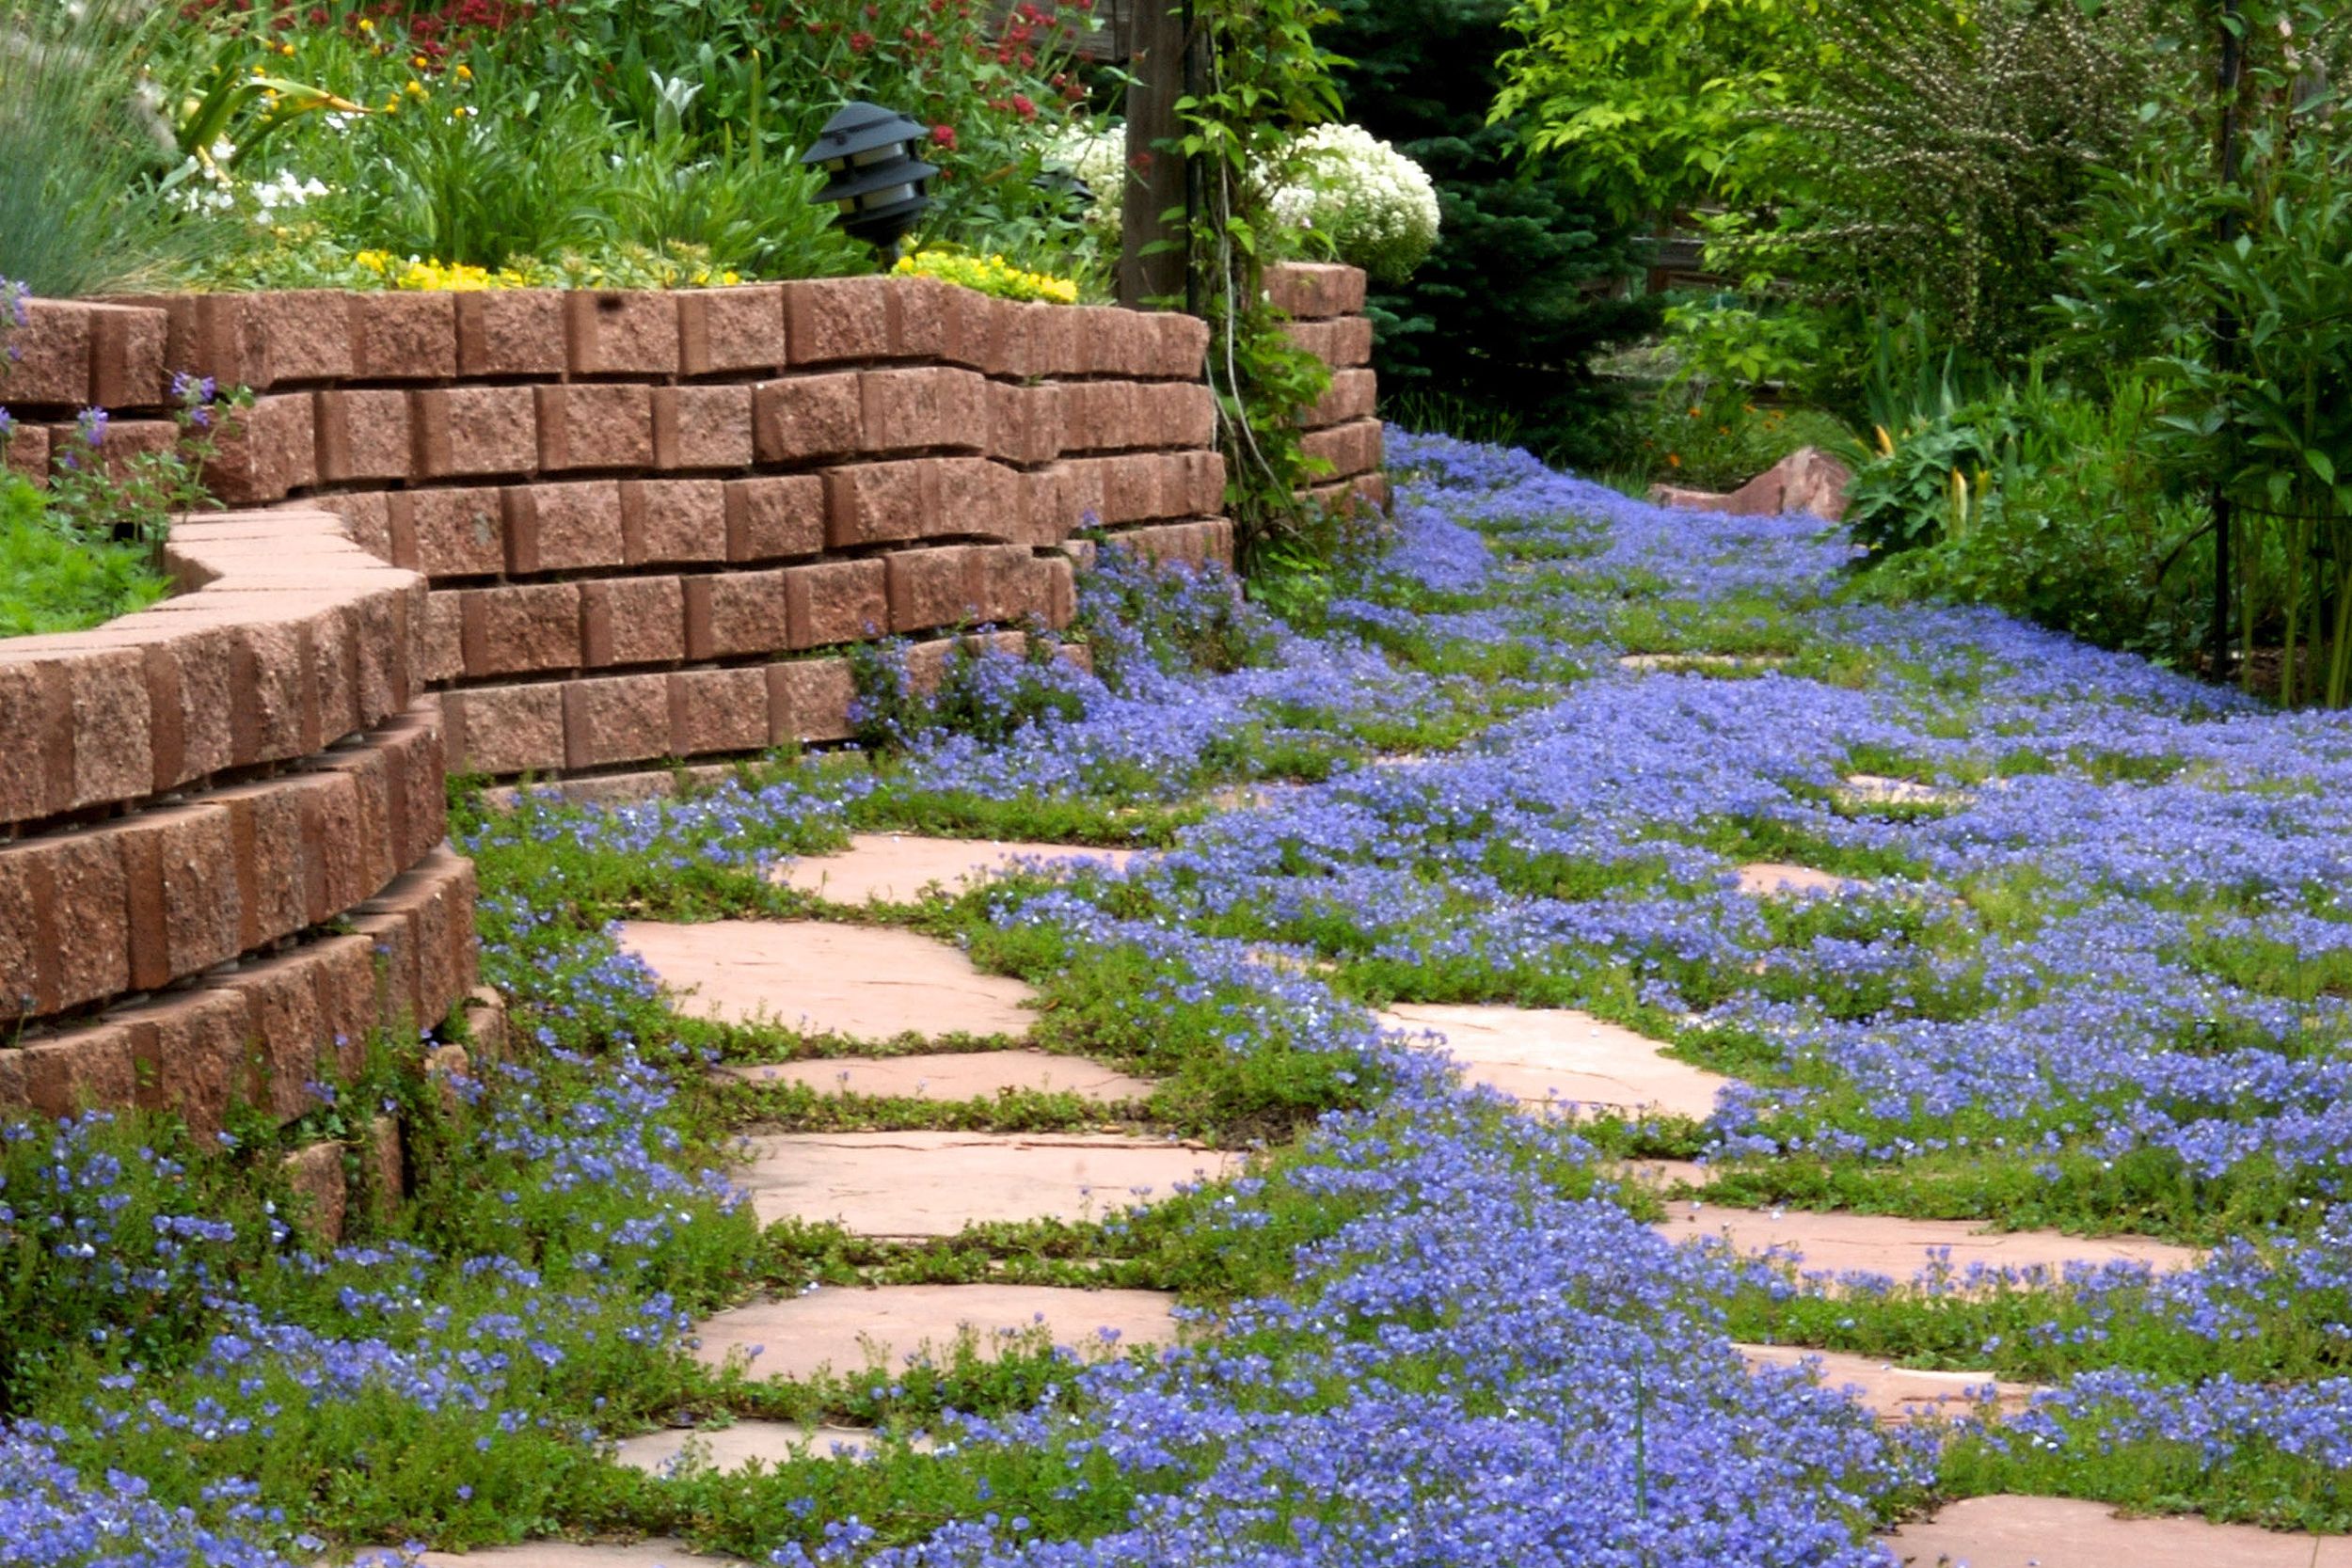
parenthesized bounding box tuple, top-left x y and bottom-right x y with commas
(1732, 0, 2160, 367)
(1849, 367, 2213, 663)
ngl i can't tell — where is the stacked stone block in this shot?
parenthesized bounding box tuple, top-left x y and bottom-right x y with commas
(4, 270, 1378, 784)
(0, 509, 474, 1133)
(1267, 263, 1388, 515)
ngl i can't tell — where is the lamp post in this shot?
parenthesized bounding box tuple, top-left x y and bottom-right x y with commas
(801, 101, 937, 266)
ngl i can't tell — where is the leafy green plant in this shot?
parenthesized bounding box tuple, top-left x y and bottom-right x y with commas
(1493, 0, 1802, 225)
(2055, 0, 2352, 698)
(1172, 0, 1347, 561)
(1851, 367, 2215, 663)
(340, 69, 623, 270)
(0, 473, 170, 638)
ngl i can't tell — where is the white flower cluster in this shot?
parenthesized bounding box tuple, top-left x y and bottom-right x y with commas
(1041, 121, 1439, 284)
(1268, 123, 1440, 284)
(1048, 126, 1128, 244)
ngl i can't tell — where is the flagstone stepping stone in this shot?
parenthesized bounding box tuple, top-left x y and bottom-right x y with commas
(1840, 772, 1963, 808)
(772, 833, 1135, 905)
(1737, 862, 1854, 897)
(736, 1131, 1235, 1235)
(715, 1051, 1153, 1101)
(420, 1543, 754, 1568)
(611, 1420, 898, 1474)
(1741, 1343, 2040, 1424)
(1379, 1003, 1729, 1120)
(1661, 1200, 2198, 1283)
(1881, 1493, 2352, 1566)
(692, 1283, 1179, 1380)
(615, 921, 1036, 1039)
(1619, 653, 1789, 673)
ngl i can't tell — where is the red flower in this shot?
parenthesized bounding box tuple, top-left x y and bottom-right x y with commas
(1009, 93, 1037, 120)
(930, 123, 958, 151)
(848, 26, 872, 49)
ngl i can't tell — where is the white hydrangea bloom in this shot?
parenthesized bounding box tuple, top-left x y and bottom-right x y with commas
(1268, 123, 1440, 284)
(1038, 120, 1440, 284)
(1047, 126, 1129, 245)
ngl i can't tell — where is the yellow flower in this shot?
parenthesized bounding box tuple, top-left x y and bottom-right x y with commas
(405, 80, 426, 98)
(412, 55, 429, 69)
(455, 63, 472, 80)
(358, 17, 373, 30)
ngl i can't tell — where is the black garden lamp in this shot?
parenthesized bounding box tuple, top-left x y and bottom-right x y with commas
(801, 101, 937, 264)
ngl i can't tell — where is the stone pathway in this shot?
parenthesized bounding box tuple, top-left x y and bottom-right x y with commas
(617, 921, 1036, 1037)
(1882, 1494, 2352, 1566)
(692, 1283, 1180, 1381)
(1741, 1344, 2041, 1425)
(773, 833, 1136, 905)
(1379, 1003, 1728, 1119)
(715, 1050, 1152, 1101)
(735, 1131, 1232, 1234)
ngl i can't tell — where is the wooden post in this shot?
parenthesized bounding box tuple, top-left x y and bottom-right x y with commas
(1120, 0, 1190, 309)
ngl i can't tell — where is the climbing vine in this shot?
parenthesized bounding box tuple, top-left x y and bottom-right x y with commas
(1168, 0, 1345, 562)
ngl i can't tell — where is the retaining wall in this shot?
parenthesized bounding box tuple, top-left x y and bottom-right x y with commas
(0, 508, 474, 1134)
(0, 264, 1378, 1133)
(6, 263, 1379, 782)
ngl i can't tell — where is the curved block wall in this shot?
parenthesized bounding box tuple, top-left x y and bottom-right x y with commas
(0, 267, 1376, 1124)
(0, 510, 473, 1133)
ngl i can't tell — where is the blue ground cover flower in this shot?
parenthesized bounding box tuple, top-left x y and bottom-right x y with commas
(24, 424, 2352, 1559)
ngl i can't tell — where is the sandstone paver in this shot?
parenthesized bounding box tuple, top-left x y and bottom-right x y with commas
(1619, 653, 1789, 673)
(616, 920, 1035, 1038)
(421, 1543, 754, 1568)
(1380, 1003, 1727, 1119)
(611, 1420, 893, 1474)
(715, 1050, 1153, 1101)
(1880, 1494, 2352, 1566)
(1840, 772, 1963, 808)
(691, 1283, 1179, 1380)
(1736, 862, 1853, 897)
(737, 1130, 1234, 1234)
(773, 833, 1135, 905)
(1740, 1343, 2040, 1425)
(1661, 1200, 2196, 1282)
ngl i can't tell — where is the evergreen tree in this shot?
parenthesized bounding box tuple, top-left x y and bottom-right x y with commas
(1324, 0, 1657, 467)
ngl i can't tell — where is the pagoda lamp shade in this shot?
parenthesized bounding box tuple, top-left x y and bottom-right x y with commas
(801, 101, 938, 261)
